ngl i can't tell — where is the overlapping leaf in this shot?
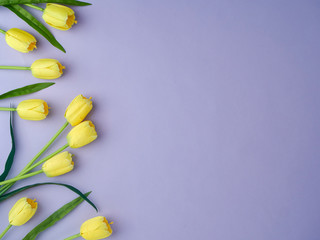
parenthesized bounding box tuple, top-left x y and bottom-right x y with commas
(5, 4, 66, 52)
(23, 192, 92, 240)
(0, 182, 98, 211)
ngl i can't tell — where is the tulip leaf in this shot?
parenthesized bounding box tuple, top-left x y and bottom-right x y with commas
(23, 192, 91, 240)
(0, 111, 15, 181)
(5, 4, 66, 53)
(0, 0, 91, 5)
(0, 182, 98, 211)
(0, 82, 55, 100)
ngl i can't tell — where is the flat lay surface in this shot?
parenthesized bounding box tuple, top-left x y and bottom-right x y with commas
(0, 0, 320, 239)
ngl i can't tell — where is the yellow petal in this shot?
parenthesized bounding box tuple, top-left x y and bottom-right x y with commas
(16, 99, 49, 121)
(65, 95, 93, 126)
(31, 59, 64, 79)
(67, 121, 98, 148)
(43, 4, 76, 31)
(5, 28, 37, 53)
(8, 197, 38, 226)
(80, 216, 113, 240)
(42, 152, 74, 177)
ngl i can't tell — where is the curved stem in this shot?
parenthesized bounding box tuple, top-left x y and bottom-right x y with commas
(0, 66, 31, 70)
(0, 107, 16, 111)
(0, 29, 6, 35)
(24, 4, 44, 12)
(64, 233, 81, 240)
(0, 224, 12, 239)
(23, 143, 69, 174)
(0, 170, 43, 186)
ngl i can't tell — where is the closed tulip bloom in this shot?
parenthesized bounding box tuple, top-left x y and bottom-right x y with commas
(16, 99, 49, 121)
(8, 197, 38, 226)
(80, 216, 113, 240)
(42, 151, 74, 177)
(65, 95, 93, 126)
(31, 59, 65, 79)
(67, 120, 97, 148)
(43, 4, 77, 31)
(5, 28, 37, 53)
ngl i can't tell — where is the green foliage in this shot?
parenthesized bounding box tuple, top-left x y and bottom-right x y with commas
(23, 192, 92, 240)
(0, 82, 55, 100)
(0, 112, 15, 181)
(5, 4, 66, 52)
(0, 182, 98, 211)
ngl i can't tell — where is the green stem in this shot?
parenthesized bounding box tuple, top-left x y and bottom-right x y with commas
(24, 4, 44, 12)
(0, 184, 13, 196)
(0, 224, 12, 239)
(0, 29, 6, 35)
(0, 170, 43, 186)
(64, 233, 81, 240)
(0, 121, 69, 196)
(22, 121, 69, 172)
(0, 66, 31, 70)
(24, 143, 69, 174)
(0, 107, 16, 111)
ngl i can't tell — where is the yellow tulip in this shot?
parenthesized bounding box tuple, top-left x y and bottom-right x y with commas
(5, 28, 37, 53)
(67, 120, 97, 148)
(16, 99, 49, 121)
(43, 4, 77, 31)
(31, 59, 65, 79)
(8, 197, 38, 226)
(42, 151, 74, 177)
(80, 216, 113, 240)
(65, 95, 93, 126)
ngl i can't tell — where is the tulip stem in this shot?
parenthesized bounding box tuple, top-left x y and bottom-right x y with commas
(0, 121, 69, 196)
(0, 224, 12, 239)
(22, 121, 69, 172)
(24, 143, 70, 174)
(0, 28, 5, 34)
(0, 66, 31, 70)
(0, 107, 16, 111)
(64, 233, 81, 240)
(0, 170, 43, 186)
(24, 4, 44, 11)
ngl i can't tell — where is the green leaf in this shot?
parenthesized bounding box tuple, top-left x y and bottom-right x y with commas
(5, 5, 66, 53)
(0, 0, 91, 6)
(23, 192, 91, 240)
(0, 111, 15, 181)
(0, 82, 55, 100)
(0, 182, 98, 211)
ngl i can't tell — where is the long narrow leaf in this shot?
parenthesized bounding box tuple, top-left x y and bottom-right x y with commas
(0, 182, 98, 211)
(0, 0, 91, 5)
(5, 5, 66, 52)
(23, 192, 91, 240)
(0, 82, 55, 100)
(0, 111, 15, 181)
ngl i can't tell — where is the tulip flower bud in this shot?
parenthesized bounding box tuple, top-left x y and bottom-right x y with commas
(80, 216, 113, 240)
(5, 28, 37, 53)
(31, 59, 65, 79)
(67, 120, 97, 148)
(65, 95, 93, 126)
(8, 197, 38, 226)
(42, 4, 77, 31)
(16, 99, 49, 121)
(42, 151, 74, 177)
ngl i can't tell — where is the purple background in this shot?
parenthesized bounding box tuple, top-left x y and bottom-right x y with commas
(1, 1, 320, 239)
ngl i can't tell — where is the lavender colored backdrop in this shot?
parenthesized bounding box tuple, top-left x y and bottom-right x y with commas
(0, 0, 320, 239)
